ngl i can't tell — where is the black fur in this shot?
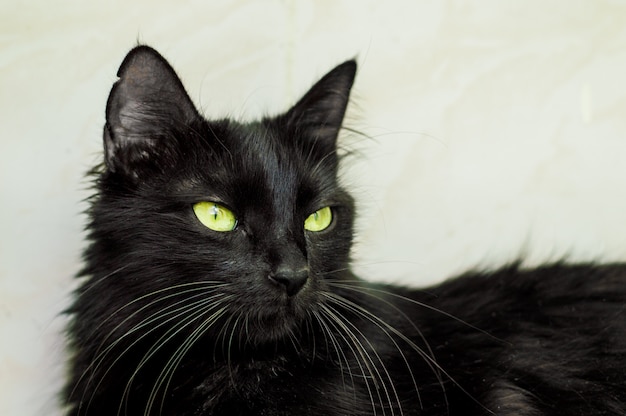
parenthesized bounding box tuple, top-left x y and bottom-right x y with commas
(65, 46, 626, 415)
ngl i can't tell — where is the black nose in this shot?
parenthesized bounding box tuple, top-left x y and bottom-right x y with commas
(269, 266, 309, 296)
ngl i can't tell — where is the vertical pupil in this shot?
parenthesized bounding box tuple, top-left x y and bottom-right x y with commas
(211, 205, 219, 220)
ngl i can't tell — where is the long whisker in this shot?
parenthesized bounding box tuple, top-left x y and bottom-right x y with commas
(329, 280, 505, 344)
(319, 303, 386, 416)
(145, 305, 229, 416)
(75, 280, 229, 385)
(326, 282, 501, 413)
(304, 312, 317, 363)
(75, 285, 229, 415)
(327, 283, 442, 407)
(325, 289, 496, 415)
(323, 302, 401, 415)
(227, 310, 243, 384)
(213, 305, 245, 391)
(90, 281, 229, 347)
(121, 295, 231, 416)
(310, 309, 355, 396)
(75, 264, 132, 297)
(77, 288, 226, 400)
(309, 311, 344, 391)
(324, 292, 421, 412)
(328, 281, 437, 364)
(317, 306, 378, 415)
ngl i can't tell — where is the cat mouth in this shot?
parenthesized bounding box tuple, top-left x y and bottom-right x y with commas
(213, 276, 318, 344)
(233, 311, 300, 345)
(238, 295, 314, 344)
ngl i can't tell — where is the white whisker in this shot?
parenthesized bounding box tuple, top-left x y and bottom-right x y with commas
(75, 284, 230, 415)
(145, 305, 229, 416)
(120, 295, 231, 415)
(319, 303, 385, 416)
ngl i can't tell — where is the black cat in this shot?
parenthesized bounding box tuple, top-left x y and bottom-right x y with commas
(65, 46, 626, 415)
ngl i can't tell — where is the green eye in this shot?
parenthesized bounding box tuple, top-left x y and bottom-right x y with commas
(304, 206, 333, 232)
(193, 202, 237, 232)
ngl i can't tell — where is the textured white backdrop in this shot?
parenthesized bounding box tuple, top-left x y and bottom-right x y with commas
(1, 1, 626, 415)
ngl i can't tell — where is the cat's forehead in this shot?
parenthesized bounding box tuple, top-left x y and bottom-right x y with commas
(172, 119, 328, 205)
(230, 123, 311, 194)
(218, 120, 312, 175)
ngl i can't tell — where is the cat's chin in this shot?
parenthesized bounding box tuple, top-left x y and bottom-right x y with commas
(241, 298, 313, 345)
(248, 321, 299, 345)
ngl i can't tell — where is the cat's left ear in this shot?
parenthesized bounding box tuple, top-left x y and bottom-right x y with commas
(282, 60, 357, 151)
(104, 46, 199, 176)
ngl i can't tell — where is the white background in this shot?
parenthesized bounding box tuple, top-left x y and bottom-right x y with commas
(2, 1, 626, 414)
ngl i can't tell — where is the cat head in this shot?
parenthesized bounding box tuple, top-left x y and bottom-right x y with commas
(83, 46, 357, 345)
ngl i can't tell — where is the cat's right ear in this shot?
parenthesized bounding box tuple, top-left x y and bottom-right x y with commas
(104, 46, 199, 176)
(282, 60, 357, 155)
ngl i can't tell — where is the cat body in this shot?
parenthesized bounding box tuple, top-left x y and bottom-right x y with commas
(65, 46, 626, 415)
